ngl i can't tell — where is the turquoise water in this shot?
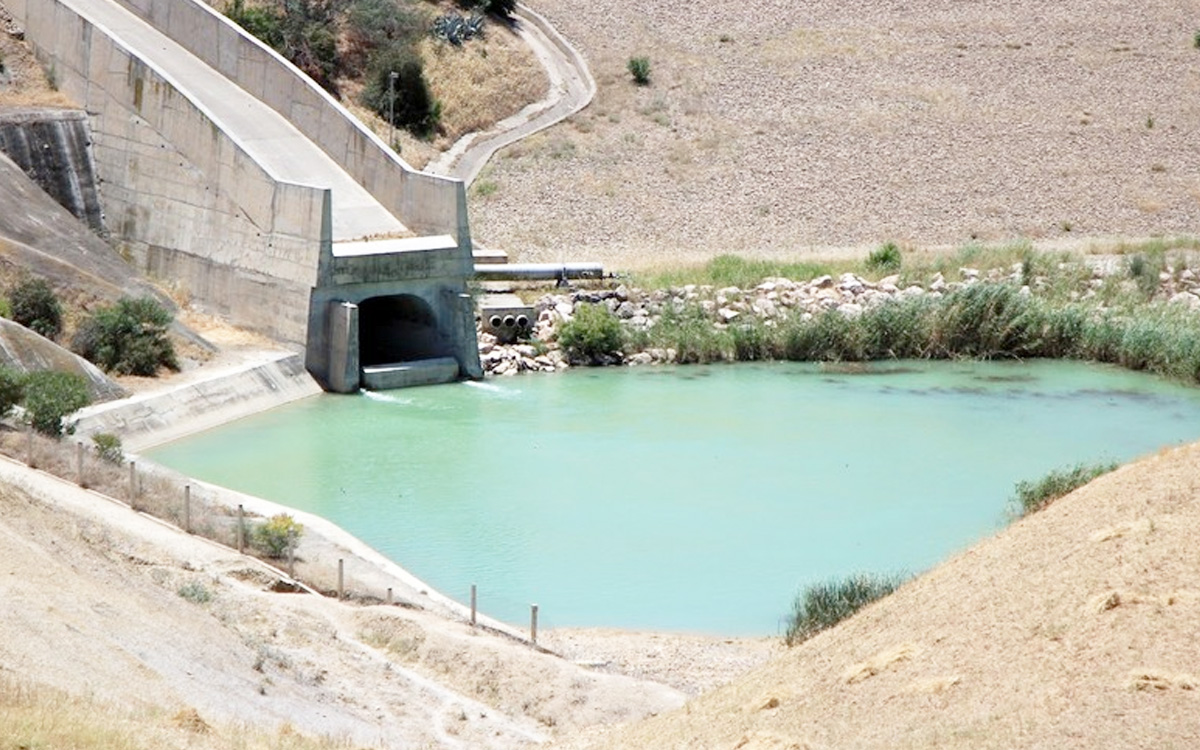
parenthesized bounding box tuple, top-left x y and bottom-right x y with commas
(147, 360, 1200, 634)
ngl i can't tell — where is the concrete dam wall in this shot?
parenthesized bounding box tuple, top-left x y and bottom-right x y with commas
(0, 109, 105, 234)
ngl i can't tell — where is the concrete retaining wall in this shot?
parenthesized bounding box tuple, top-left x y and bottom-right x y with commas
(8, 0, 330, 347)
(111, 0, 470, 245)
(73, 351, 322, 451)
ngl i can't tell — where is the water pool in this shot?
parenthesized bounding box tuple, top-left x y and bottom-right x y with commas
(147, 360, 1200, 634)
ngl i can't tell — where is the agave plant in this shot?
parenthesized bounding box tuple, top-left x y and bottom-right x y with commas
(432, 12, 485, 45)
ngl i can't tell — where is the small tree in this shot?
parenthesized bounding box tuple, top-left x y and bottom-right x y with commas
(627, 56, 651, 86)
(73, 296, 179, 376)
(22, 370, 91, 436)
(252, 514, 304, 559)
(9, 277, 63, 340)
(360, 46, 441, 138)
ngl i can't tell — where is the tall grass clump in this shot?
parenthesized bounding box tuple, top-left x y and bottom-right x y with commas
(926, 283, 1044, 358)
(648, 302, 730, 363)
(729, 317, 782, 361)
(783, 308, 866, 361)
(1011, 461, 1118, 516)
(865, 242, 902, 272)
(785, 573, 907, 646)
(1127, 250, 1165, 299)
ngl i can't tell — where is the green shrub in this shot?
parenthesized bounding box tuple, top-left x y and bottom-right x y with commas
(225, 0, 341, 94)
(0, 297, 11, 318)
(224, 0, 283, 47)
(72, 296, 179, 376)
(9, 277, 63, 340)
(92, 432, 124, 464)
(467, 0, 515, 20)
(345, 0, 427, 70)
(559, 303, 626, 361)
(177, 581, 213, 604)
(0, 366, 24, 419)
(360, 45, 440, 138)
(785, 573, 906, 646)
(22, 371, 91, 436)
(252, 514, 304, 558)
(627, 56, 651, 86)
(865, 242, 902, 272)
(1194, 29, 1200, 48)
(1011, 462, 1118, 516)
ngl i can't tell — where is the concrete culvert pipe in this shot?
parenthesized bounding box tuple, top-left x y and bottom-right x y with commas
(516, 314, 530, 328)
(503, 315, 516, 328)
(489, 315, 503, 329)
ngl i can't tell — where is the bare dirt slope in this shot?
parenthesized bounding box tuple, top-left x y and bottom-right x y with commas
(0, 457, 685, 748)
(472, 0, 1200, 267)
(561, 442, 1200, 749)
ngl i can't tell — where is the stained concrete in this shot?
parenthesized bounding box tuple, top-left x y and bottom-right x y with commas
(0, 109, 105, 233)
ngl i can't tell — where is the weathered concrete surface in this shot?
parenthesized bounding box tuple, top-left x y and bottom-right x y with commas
(0, 109, 105, 233)
(0, 318, 126, 402)
(73, 350, 321, 450)
(0, 150, 168, 300)
(107, 0, 469, 245)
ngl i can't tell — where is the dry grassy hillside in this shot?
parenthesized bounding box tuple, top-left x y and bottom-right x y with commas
(562, 441, 1200, 749)
(472, 0, 1200, 268)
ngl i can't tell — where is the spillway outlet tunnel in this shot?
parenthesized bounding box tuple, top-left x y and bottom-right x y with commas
(358, 294, 453, 366)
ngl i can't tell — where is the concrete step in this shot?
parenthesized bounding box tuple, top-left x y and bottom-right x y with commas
(361, 356, 460, 390)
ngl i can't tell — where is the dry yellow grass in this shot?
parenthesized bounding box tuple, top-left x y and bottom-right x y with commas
(0, 676, 355, 750)
(421, 26, 547, 145)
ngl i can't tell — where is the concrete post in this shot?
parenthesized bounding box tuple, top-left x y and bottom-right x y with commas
(25, 428, 32, 464)
(530, 604, 539, 644)
(386, 587, 393, 605)
(337, 558, 345, 600)
(128, 461, 137, 508)
(183, 485, 191, 533)
(288, 544, 295, 579)
(326, 301, 360, 393)
(470, 584, 477, 626)
(236, 504, 245, 553)
(75, 441, 83, 485)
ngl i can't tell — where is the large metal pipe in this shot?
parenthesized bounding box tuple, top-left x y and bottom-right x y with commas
(473, 262, 604, 281)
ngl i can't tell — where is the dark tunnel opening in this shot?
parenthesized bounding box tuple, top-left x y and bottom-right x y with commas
(358, 295, 452, 367)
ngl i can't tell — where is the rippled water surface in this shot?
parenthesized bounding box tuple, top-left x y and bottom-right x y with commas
(148, 360, 1200, 634)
